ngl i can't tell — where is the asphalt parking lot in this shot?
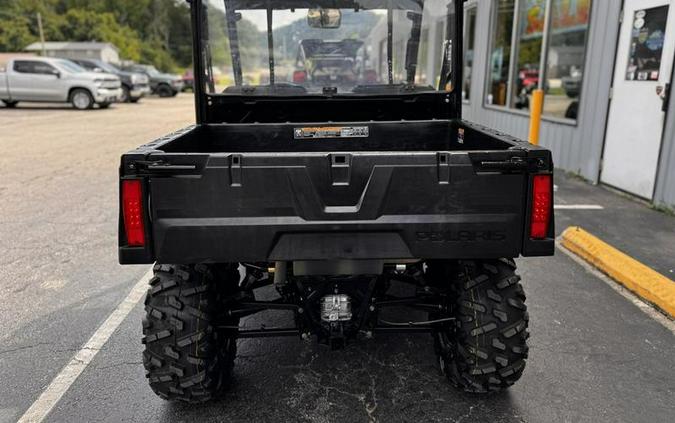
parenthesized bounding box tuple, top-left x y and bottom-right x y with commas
(1, 97, 674, 423)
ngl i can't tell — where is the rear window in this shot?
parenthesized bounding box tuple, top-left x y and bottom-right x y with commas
(202, 0, 458, 96)
(13, 61, 37, 73)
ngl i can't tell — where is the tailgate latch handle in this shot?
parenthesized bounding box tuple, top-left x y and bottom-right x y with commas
(146, 163, 197, 172)
(478, 156, 528, 172)
(133, 160, 198, 174)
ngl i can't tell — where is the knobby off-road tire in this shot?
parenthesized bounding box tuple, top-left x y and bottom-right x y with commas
(142, 263, 240, 402)
(427, 259, 529, 393)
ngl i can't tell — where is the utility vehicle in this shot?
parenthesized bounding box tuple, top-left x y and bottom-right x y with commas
(119, 0, 554, 403)
(293, 39, 365, 89)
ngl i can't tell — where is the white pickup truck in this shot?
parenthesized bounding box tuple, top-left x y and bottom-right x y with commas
(0, 57, 122, 110)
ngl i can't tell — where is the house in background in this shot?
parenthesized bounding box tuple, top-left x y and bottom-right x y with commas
(24, 42, 120, 64)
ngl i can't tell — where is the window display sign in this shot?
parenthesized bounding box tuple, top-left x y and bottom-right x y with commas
(626, 5, 669, 81)
(521, 0, 592, 38)
(551, 0, 591, 31)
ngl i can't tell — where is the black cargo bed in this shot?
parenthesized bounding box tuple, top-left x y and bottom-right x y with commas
(155, 120, 518, 153)
(119, 120, 553, 264)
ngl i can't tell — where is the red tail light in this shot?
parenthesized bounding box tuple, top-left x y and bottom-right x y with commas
(530, 174, 552, 239)
(293, 70, 307, 84)
(122, 179, 146, 247)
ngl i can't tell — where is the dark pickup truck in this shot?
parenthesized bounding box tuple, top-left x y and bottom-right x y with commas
(119, 0, 554, 403)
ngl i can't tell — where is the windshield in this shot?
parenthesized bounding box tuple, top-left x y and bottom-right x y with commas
(203, 0, 457, 96)
(144, 66, 160, 76)
(95, 61, 119, 73)
(56, 60, 86, 73)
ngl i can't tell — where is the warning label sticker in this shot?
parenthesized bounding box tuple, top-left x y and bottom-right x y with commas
(294, 126, 369, 140)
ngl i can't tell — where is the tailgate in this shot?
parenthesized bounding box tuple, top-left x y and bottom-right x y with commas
(123, 149, 550, 264)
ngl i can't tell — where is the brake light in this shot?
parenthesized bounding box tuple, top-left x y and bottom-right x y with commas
(530, 174, 552, 239)
(293, 70, 307, 84)
(122, 179, 145, 247)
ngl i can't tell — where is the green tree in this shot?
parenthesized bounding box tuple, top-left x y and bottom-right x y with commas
(0, 0, 192, 71)
(55, 9, 142, 61)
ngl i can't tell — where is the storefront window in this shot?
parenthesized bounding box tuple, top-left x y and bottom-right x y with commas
(484, 0, 591, 120)
(543, 0, 591, 119)
(463, 7, 477, 101)
(486, 0, 515, 106)
(512, 0, 545, 110)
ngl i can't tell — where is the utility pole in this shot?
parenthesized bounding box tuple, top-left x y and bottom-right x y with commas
(37, 12, 46, 56)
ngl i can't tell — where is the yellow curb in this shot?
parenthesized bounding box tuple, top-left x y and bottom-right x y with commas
(561, 226, 675, 318)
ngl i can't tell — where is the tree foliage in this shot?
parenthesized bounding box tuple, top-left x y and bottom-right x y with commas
(0, 0, 193, 71)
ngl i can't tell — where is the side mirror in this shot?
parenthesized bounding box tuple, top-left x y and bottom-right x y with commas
(51, 69, 61, 78)
(307, 9, 342, 28)
(94, 67, 104, 73)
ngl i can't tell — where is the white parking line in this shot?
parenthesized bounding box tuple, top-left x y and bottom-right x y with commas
(554, 204, 604, 210)
(17, 268, 153, 423)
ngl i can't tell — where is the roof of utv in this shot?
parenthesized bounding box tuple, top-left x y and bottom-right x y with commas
(226, 0, 424, 10)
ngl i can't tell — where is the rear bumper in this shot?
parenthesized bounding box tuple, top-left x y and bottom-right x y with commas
(171, 81, 184, 92)
(158, 214, 526, 263)
(120, 217, 554, 264)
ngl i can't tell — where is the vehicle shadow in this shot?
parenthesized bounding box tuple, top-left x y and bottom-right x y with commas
(160, 334, 522, 423)
(0, 104, 119, 111)
(157, 285, 524, 423)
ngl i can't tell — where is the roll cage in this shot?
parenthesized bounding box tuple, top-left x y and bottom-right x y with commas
(188, 0, 464, 124)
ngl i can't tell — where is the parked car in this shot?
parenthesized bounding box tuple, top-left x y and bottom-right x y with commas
(518, 68, 539, 93)
(71, 59, 150, 103)
(181, 69, 194, 92)
(293, 39, 364, 90)
(0, 57, 121, 109)
(121, 64, 183, 97)
(119, 0, 554, 403)
(562, 68, 583, 98)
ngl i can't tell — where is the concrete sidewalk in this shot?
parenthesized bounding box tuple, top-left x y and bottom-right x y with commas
(554, 173, 675, 279)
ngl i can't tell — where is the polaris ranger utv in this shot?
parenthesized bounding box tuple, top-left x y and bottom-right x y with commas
(119, 0, 554, 403)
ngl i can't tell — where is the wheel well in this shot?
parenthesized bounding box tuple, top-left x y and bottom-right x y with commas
(68, 87, 92, 100)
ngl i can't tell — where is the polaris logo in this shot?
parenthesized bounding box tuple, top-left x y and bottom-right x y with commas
(416, 231, 507, 242)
